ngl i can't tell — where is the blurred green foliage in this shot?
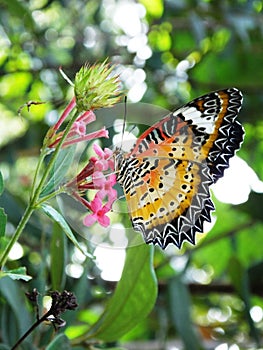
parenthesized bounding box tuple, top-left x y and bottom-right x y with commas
(1, 0, 263, 349)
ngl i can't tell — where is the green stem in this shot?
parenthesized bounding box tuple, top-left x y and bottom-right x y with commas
(0, 204, 34, 269)
(0, 111, 79, 270)
(30, 111, 79, 204)
(30, 148, 51, 199)
(35, 186, 66, 206)
(11, 309, 54, 350)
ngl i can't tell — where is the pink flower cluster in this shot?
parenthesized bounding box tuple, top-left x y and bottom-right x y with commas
(47, 97, 117, 229)
(66, 144, 117, 228)
(46, 97, 108, 149)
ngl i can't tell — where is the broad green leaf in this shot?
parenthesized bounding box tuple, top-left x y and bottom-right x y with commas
(0, 208, 7, 237)
(0, 237, 8, 256)
(65, 324, 90, 339)
(50, 223, 67, 290)
(40, 146, 76, 198)
(0, 172, 3, 195)
(169, 275, 202, 350)
(41, 204, 93, 259)
(46, 334, 71, 350)
(0, 267, 32, 281)
(1, 303, 19, 346)
(0, 277, 32, 343)
(83, 237, 157, 342)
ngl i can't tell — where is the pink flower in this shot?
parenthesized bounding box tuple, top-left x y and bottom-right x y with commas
(83, 196, 111, 227)
(53, 97, 76, 131)
(46, 103, 108, 149)
(92, 172, 117, 203)
(92, 171, 106, 188)
(66, 145, 117, 230)
(93, 144, 114, 170)
(82, 170, 117, 228)
(61, 127, 108, 148)
(94, 174, 117, 201)
(105, 174, 116, 190)
(68, 110, 96, 137)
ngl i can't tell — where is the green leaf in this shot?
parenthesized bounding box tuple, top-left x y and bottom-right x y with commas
(1, 302, 19, 345)
(40, 146, 76, 198)
(46, 334, 71, 350)
(0, 172, 3, 195)
(50, 223, 67, 290)
(84, 237, 157, 342)
(0, 237, 9, 256)
(0, 208, 7, 237)
(41, 204, 93, 259)
(169, 275, 202, 350)
(0, 277, 32, 343)
(0, 267, 32, 281)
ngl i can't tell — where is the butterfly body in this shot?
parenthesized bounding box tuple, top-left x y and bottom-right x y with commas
(115, 88, 244, 249)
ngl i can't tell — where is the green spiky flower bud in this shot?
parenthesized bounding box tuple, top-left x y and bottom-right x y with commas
(74, 59, 121, 112)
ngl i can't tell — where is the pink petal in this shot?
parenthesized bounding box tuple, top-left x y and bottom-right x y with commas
(106, 174, 117, 186)
(83, 214, 97, 227)
(90, 196, 103, 211)
(108, 159, 115, 170)
(72, 120, 86, 135)
(107, 189, 117, 206)
(76, 110, 96, 124)
(94, 160, 108, 172)
(103, 148, 113, 159)
(92, 171, 106, 188)
(93, 143, 104, 157)
(53, 97, 76, 131)
(97, 212, 110, 227)
(96, 189, 107, 201)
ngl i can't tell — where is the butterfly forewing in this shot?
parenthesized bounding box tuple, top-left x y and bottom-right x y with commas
(174, 88, 244, 181)
(116, 88, 244, 249)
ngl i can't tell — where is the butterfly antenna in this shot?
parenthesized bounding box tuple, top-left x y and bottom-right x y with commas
(120, 95, 127, 149)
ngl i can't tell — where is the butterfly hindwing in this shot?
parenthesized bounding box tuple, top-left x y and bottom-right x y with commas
(116, 88, 244, 249)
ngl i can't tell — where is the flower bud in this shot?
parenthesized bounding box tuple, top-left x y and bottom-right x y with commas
(74, 60, 121, 112)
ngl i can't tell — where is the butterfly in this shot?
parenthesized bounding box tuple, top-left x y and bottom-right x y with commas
(115, 88, 244, 249)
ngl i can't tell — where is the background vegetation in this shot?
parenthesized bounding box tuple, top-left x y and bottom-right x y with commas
(1, 0, 263, 349)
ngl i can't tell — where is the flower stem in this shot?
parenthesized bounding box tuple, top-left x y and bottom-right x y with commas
(0, 111, 79, 270)
(34, 186, 65, 207)
(0, 204, 34, 269)
(31, 110, 79, 204)
(30, 148, 51, 199)
(10, 310, 54, 350)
